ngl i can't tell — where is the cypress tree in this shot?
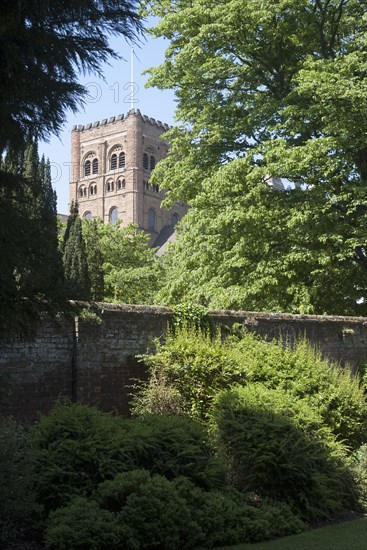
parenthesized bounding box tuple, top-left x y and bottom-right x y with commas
(62, 201, 91, 300)
(83, 219, 105, 301)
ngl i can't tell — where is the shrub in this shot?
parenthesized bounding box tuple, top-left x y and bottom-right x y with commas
(210, 384, 358, 521)
(135, 328, 367, 447)
(134, 326, 247, 419)
(45, 497, 121, 550)
(31, 402, 130, 514)
(31, 403, 224, 516)
(0, 416, 40, 545)
(45, 471, 305, 549)
(351, 444, 367, 509)
(122, 414, 225, 489)
(234, 333, 367, 448)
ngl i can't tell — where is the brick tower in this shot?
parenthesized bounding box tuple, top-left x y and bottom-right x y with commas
(69, 109, 187, 244)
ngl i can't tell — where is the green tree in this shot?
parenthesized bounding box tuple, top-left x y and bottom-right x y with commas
(0, 0, 142, 152)
(0, 140, 63, 334)
(0, 0, 142, 333)
(82, 219, 105, 301)
(145, 0, 367, 314)
(63, 202, 91, 300)
(82, 219, 161, 304)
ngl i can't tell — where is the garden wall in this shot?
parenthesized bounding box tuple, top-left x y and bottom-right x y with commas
(1, 303, 367, 421)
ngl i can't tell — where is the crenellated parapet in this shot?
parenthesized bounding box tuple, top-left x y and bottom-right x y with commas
(72, 109, 171, 133)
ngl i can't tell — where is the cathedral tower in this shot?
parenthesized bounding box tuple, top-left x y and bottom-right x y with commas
(69, 109, 187, 243)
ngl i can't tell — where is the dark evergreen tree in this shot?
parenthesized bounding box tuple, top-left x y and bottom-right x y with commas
(62, 202, 91, 300)
(83, 219, 105, 301)
(0, 139, 64, 335)
(0, 0, 142, 153)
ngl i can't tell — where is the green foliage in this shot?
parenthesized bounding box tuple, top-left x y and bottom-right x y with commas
(45, 471, 304, 549)
(62, 201, 91, 300)
(144, 0, 367, 315)
(123, 414, 225, 489)
(172, 302, 211, 330)
(0, 417, 40, 544)
(45, 497, 121, 550)
(210, 384, 358, 521)
(234, 333, 367, 448)
(0, 0, 142, 152)
(351, 444, 367, 509)
(82, 219, 162, 304)
(134, 326, 247, 419)
(135, 327, 367, 447)
(31, 403, 127, 514)
(0, 140, 64, 336)
(31, 403, 224, 516)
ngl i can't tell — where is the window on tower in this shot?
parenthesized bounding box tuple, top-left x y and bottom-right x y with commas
(143, 153, 149, 170)
(110, 154, 117, 170)
(150, 155, 156, 170)
(148, 208, 156, 231)
(84, 160, 91, 176)
(109, 207, 118, 225)
(92, 158, 98, 174)
(119, 152, 125, 168)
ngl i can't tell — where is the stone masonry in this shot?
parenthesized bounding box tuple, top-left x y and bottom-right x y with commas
(1, 305, 367, 422)
(70, 109, 188, 243)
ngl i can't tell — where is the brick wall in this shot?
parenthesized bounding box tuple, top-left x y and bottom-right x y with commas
(1, 304, 367, 421)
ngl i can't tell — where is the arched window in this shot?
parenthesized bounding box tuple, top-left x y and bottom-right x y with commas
(79, 186, 87, 198)
(110, 154, 117, 170)
(117, 179, 126, 190)
(150, 155, 156, 171)
(83, 211, 92, 220)
(119, 152, 125, 168)
(107, 180, 114, 192)
(84, 160, 91, 177)
(153, 184, 159, 193)
(148, 208, 156, 231)
(171, 213, 179, 225)
(92, 158, 98, 174)
(109, 207, 118, 225)
(90, 184, 97, 195)
(143, 180, 149, 190)
(143, 152, 149, 170)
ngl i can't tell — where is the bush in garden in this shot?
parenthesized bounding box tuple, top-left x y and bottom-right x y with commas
(134, 326, 247, 419)
(45, 470, 305, 549)
(136, 326, 367, 447)
(351, 444, 367, 509)
(210, 384, 358, 521)
(44, 497, 122, 550)
(31, 402, 131, 514)
(123, 414, 225, 489)
(0, 416, 40, 545)
(31, 403, 224, 517)
(233, 332, 367, 448)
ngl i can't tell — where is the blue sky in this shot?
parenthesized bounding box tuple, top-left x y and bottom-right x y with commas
(39, 26, 176, 214)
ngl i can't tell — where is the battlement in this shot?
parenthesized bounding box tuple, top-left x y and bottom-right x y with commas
(72, 108, 171, 133)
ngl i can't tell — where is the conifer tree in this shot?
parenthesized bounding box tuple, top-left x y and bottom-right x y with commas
(82, 219, 105, 301)
(62, 202, 91, 300)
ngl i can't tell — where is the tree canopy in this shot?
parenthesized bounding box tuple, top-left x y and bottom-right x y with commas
(82, 219, 162, 304)
(145, 0, 367, 314)
(0, 0, 142, 152)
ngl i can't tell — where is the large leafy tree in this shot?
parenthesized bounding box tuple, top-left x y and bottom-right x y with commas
(145, 0, 367, 314)
(82, 219, 162, 304)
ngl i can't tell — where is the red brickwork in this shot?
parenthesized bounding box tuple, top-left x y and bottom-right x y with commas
(1, 305, 367, 421)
